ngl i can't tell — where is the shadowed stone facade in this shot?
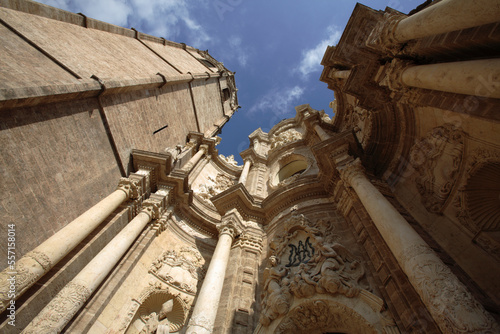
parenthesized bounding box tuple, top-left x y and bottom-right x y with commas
(1, 0, 499, 333)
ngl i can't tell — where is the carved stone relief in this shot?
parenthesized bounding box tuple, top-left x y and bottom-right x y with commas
(260, 211, 368, 327)
(270, 128, 303, 151)
(274, 299, 378, 334)
(149, 247, 206, 295)
(194, 173, 235, 203)
(118, 282, 191, 334)
(409, 124, 465, 213)
(453, 148, 500, 260)
(219, 154, 240, 167)
(339, 104, 373, 150)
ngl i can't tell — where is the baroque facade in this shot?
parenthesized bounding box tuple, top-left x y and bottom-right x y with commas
(1, 0, 500, 333)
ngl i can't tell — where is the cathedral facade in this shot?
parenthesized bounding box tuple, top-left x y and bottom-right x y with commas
(1, 0, 499, 333)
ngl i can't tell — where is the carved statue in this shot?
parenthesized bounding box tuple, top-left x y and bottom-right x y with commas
(260, 256, 291, 326)
(311, 239, 364, 298)
(195, 173, 235, 202)
(219, 154, 239, 167)
(140, 300, 173, 334)
(289, 263, 316, 298)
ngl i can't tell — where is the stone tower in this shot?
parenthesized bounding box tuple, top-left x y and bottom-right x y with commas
(1, 0, 500, 333)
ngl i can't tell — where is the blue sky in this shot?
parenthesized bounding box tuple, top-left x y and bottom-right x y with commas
(38, 0, 424, 163)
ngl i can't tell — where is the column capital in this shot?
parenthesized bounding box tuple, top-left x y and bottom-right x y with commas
(378, 59, 412, 92)
(217, 220, 243, 239)
(337, 158, 366, 186)
(366, 12, 405, 54)
(117, 177, 142, 199)
(198, 144, 209, 154)
(243, 156, 254, 166)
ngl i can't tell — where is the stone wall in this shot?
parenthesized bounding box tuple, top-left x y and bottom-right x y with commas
(0, 0, 236, 268)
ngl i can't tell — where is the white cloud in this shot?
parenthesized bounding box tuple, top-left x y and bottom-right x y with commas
(297, 26, 342, 78)
(249, 86, 305, 116)
(227, 36, 249, 67)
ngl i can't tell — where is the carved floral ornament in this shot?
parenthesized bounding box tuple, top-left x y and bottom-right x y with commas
(260, 211, 369, 328)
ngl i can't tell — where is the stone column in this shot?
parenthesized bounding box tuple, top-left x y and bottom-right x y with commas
(313, 123, 330, 141)
(186, 220, 242, 334)
(22, 192, 166, 334)
(393, 0, 500, 43)
(182, 144, 208, 173)
(0, 178, 141, 313)
(401, 59, 500, 99)
(238, 159, 253, 185)
(337, 158, 499, 333)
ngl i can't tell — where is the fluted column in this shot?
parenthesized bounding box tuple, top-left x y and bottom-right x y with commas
(401, 59, 500, 99)
(22, 191, 166, 334)
(238, 159, 252, 185)
(0, 177, 141, 313)
(182, 144, 208, 173)
(337, 158, 499, 333)
(314, 123, 330, 141)
(186, 220, 242, 334)
(393, 0, 500, 43)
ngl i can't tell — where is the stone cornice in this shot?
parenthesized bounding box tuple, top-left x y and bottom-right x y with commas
(248, 128, 270, 143)
(211, 183, 265, 223)
(209, 152, 242, 176)
(131, 149, 173, 188)
(240, 147, 267, 165)
(210, 176, 329, 226)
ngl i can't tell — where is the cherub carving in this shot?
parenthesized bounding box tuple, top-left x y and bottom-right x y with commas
(260, 256, 291, 326)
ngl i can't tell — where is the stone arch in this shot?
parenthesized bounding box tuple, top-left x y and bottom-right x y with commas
(268, 293, 393, 334)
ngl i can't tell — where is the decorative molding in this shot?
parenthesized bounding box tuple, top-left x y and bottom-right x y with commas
(234, 232, 264, 253)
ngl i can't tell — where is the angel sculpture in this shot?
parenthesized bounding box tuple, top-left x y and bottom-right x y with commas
(259, 256, 291, 326)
